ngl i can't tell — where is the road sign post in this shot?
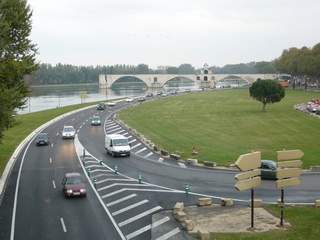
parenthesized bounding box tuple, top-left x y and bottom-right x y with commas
(276, 149, 303, 227)
(234, 151, 261, 229)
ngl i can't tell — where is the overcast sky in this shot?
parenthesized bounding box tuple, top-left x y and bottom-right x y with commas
(28, 0, 320, 68)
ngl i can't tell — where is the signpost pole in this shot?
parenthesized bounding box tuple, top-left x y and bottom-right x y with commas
(280, 188, 284, 226)
(251, 188, 254, 229)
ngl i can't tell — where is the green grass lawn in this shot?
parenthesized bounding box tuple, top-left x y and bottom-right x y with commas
(0, 100, 111, 175)
(212, 206, 320, 240)
(119, 89, 320, 168)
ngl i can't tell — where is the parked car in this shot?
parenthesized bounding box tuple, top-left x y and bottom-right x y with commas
(35, 133, 49, 146)
(62, 172, 86, 198)
(105, 134, 131, 157)
(62, 126, 76, 139)
(260, 160, 277, 180)
(107, 102, 116, 107)
(96, 103, 105, 110)
(91, 115, 101, 126)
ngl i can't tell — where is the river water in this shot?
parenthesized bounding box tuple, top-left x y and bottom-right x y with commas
(18, 83, 146, 114)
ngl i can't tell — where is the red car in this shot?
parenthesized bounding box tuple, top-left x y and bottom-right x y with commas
(62, 172, 87, 198)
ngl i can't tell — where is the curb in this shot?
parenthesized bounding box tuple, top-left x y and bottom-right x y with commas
(0, 104, 97, 196)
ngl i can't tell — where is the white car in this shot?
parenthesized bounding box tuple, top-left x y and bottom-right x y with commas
(62, 126, 76, 139)
(126, 98, 134, 102)
(107, 102, 116, 107)
(105, 134, 131, 157)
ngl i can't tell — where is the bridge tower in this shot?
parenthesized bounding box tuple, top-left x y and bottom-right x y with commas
(200, 63, 213, 88)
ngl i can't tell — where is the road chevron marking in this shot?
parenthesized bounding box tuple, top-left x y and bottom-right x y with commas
(112, 199, 149, 216)
(126, 216, 170, 240)
(128, 139, 137, 144)
(106, 194, 137, 207)
(135, 147, 147, 154)
(96, 178, 135, 185)
(131, 143, 141, 150)
(98, 183, 148, 192)
(144, 152, 154, 158)
(155, 227, 180, 240)
(118, 206, 162, 227)
(108, 127, 122, 133)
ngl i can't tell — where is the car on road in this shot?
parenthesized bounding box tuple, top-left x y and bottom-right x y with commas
(96, 103, 106, 111)
(146, 93, 153, 97)
(107, 102, 116, 107)
(137, 96, 146, 102)
(261, 160, 277, 180)
(62, 125, 76, 139)
(126, 98, 134, 102)
(35, 133, 49, 146)
(62, 172, 86, 198)
(91, 115, 101, 126)
(105, 134, 131, 157)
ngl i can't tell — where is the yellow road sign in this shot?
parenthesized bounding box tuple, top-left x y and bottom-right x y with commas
(277, 150, 304, 161)
(276, 168, 302, 180)
(235, 169, 261, 181)
(277, 160, 303, 168)
(276, 177, 301, 189)
(235, 152, 261, 171)
(235, 176, 261, 191)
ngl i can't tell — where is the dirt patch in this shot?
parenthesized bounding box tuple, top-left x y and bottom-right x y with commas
(185, 205, 289, 234)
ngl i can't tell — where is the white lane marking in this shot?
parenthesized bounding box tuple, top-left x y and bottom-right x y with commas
(83, 160, 98, 164)
(123, 132, 129, 136)
(114, 130, 126, 134)
(98, 183, 148, 192)
(89, 169, 112, 173)
(79, 125, 82, 129)
(76, 129, 80, 133)
(60, 217, 67, 233)
(56, 132, 59, 136)
(128, 139, 137, 144)
(106, 194, 137, 207)
(127, 135, 133, 139)
(108, 127, 122, 133)
(93, 173, 115, 179)
(107, 125, 120, 131)
(155, 227, 180, 240)
(118, 206, 162, 227)
(178, 162, 186, 168)
(131, 143, 141, 150)
(135, 147, 147, 154)
(51, 143, 54, 148)
(102, 189, 126, 199)
(126, 216, 170, 240)
(112, 200, 149, 216)
(106, 123, 117, 127)
(52, 180, 56, 189)
(85, 164, 106, 169)
(144, 152, 154, 158)
(49, 157, 52, 164)
(96, 178, 134, 185)
(10, 134, 37, 240)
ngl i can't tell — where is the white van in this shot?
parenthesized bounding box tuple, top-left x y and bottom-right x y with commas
(105, 134, 131, 157)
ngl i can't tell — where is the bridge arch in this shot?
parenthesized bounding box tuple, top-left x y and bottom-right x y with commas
(216, 75, 250, 88)
(161, 76, 196, 88)
(111, 76, 148, 89)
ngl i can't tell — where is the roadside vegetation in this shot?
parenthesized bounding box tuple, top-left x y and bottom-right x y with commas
(212, 206, 320, 240)
(119, 89, 320, 167)
(0, 101, 102, 175)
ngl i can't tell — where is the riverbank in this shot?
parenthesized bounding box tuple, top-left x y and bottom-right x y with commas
(119, 89, 320, 168)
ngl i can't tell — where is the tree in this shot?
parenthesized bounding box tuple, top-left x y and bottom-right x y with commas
(0, 0, 38, 140)
(166, 66, 179, 74)
(178, 64, 195, 74)
(249, 79, 285, 111)
(136, 64, 149, 74)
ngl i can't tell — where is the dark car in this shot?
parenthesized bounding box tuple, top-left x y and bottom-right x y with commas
(96, 103, 105, 111)
(62, 172, 87, 198)
(35, 133, 49, 146)
(261, 160, 277, 180)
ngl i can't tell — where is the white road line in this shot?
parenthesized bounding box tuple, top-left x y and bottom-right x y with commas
(108, 127, 122, 133)
(118, 206, 162, 227)
(89, 169, 112, 173)
(144, 152, 154, 158)
(107, 125, 120, 131)
(51, 143, 54, 148)
(131, 143, 141, 150)
(49, 157, 52, 164)
(98, 183, 148, 192)
(155, 227, 180, 240)
(135, 147, 147, 154)
(83, 160, 98, 164)
(56, 132, 59, 136)
(106, 194, 137, 207)
(76, 129, 80, 133)
(96, 178, 134, 185)
(178, 162, 186, 168)
(123, 132, 129, 136)
(52, 180, 56, 189)
(102, 189, 127, 199)
(79, 125, 82, 129)
(115, 130, 126, 134)
(128, 139, 137, 144)
(106, 123, 117, 127)
(126, 216, 170, 240)
(85, 164, 106, 169)
(93, 173, 114, 179)
(112, 200, 149, 216)
(60, 217, 67, 233)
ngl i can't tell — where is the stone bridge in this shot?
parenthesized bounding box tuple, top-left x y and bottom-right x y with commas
(98, 73, 277, 89)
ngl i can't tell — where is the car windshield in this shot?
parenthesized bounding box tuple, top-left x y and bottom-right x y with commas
(38, 134, 48, 139)
(64, 127, 74, 132)
(66, 177, 82, 185)
(112, 139, 128, 146)
(93, 116, 100, 121)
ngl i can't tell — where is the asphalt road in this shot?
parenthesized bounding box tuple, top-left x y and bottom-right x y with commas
(0, 94, 319, 240)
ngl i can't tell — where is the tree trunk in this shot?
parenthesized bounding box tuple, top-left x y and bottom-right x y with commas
(262, 102, 267, 112)
(292, 77, 296, 90)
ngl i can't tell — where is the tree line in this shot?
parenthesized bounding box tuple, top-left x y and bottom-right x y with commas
(275, 43, 320, 89)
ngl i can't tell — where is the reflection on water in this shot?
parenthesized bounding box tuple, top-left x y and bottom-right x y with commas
(19, 83, 146, 114)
